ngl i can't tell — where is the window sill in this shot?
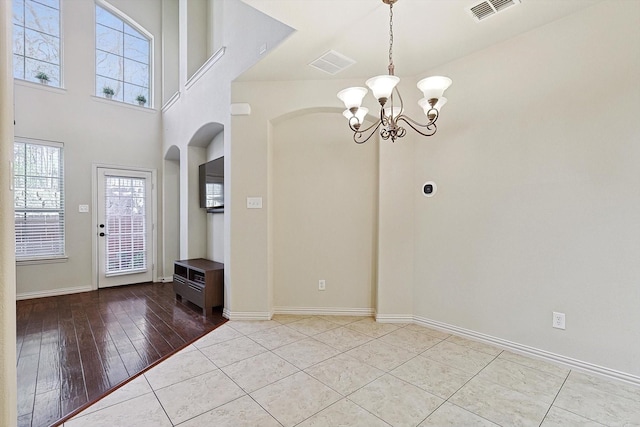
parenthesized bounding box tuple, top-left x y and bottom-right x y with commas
(15, 79, 66, 94)
(91, 95, 157, 113)
(16, 255, 69, 266)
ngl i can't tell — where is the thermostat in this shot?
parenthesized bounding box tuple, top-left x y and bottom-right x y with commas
(422, 181, 437, 197)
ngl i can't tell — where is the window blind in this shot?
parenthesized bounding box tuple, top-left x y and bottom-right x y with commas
(14, 139, 65, 260)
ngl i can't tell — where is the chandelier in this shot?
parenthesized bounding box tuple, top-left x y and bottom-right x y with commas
(337, 0, 452, 143)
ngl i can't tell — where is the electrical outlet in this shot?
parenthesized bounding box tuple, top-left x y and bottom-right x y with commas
(247, 197, 263, 209)
(552, 312, 565, 330)
(318, 280, 326, 291)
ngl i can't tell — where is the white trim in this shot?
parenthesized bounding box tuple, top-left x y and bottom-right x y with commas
(91, 163, 158, 290)
(17, 286, 92, 301)
(14, 136, 63, 148)
(14, 79, 67, 94)
(185, 47, 226, 90)
(158, 276, 174, 283)
(223, 310, 272, 321)
(91, 95, 158, 113)
(273, 306, 375, 316)
(410, 315, 640, 387)
(375, 313, 413, 323)
(161, 91, 180, 113)
(94, 0, 154, 107)
(16, 256, 68, 266)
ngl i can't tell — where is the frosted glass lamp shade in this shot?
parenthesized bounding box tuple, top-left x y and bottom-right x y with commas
(418, 97, 447, 115)
(337, 87, 368, 110)
(365, 75, 400, 102)
(434, 97, 447, 111)
(383, 106, 402, 118)
(343, 107, 368, 123)
(417, 76, 452, 100)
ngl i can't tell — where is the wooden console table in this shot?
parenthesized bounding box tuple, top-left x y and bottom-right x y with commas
(173, 258, 223, 315)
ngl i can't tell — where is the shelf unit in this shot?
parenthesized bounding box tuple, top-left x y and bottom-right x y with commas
(173, 258, 223, 315)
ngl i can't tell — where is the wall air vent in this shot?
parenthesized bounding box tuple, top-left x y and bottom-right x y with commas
(309, 50, 356, 75)
(469, 0, 521, 21)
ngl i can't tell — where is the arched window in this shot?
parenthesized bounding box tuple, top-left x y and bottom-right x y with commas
(95, 4, 151, 106)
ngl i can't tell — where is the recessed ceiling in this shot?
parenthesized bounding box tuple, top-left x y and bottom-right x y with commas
(237, 0, 602, 82)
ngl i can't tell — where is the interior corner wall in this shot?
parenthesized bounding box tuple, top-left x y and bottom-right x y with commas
(412, 1, 640, 376)
(271, 112, 378, 311)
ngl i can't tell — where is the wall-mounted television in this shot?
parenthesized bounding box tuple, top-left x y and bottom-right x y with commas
(199, 156, 224, 213)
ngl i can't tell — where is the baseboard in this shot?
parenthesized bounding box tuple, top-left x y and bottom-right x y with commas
(376, 313, 413, 323)
(412, 315, 640, 387)
(158, 276, 174, 283)
(272, 306, 375, 317)
(17, 286, 93, 300)
(223, 309, 271, 321)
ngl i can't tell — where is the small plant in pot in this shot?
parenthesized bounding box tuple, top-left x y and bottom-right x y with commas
(103, 86, 115, 99)
(135, 94, 146, 106)
(35, 71, 49, 85)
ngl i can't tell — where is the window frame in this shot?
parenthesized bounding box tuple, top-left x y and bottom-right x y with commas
(12, 0, 63, 87)
(13, 138, 66, 262)
(94, 0, 153, 107)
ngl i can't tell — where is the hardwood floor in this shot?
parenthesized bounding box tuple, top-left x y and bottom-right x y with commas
(16, 282, 226, 427)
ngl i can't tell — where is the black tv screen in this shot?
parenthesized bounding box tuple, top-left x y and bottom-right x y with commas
(199, 156, 224, 212)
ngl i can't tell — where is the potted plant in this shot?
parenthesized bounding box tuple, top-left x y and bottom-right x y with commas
(35, 71, 49, 85)
(102, 86, 115, 99)
(135, 94, 146, 106)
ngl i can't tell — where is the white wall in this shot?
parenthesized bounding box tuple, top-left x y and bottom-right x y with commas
(14, 0, 163, 297)
(162, 154, 180, 278)
(162, 0, 179, 103)
(230, 80, 373, 317)
(412, 1, 640, 377)
(271, 112, 378, 311)
(207, 131, 224, 263)
(186, 0, 208, 80)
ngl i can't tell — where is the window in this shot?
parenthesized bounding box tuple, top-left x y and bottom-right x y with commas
(12, 0, 61, 86)
(95, 4, 151, 106)
(14, 140, 65, 260)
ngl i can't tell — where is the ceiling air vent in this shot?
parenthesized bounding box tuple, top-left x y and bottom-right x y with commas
(469, 0, 521, 21)
(309, 50, 356, 75)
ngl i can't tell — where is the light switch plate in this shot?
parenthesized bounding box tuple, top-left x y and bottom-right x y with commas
(247, 197, 263, 209)
(78, 204, 89, 213)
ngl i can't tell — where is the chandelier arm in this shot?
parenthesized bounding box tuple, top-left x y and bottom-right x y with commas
(397, 116, 437, 137)
(353, 121, 383, 144)
(349, 116, 383, 135)
(400, 109, 439, 127)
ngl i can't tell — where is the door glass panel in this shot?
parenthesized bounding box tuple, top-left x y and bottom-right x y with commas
(104, 175, 147, 275)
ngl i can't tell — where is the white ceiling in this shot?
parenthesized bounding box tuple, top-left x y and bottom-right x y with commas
(237, 0, 602, 82)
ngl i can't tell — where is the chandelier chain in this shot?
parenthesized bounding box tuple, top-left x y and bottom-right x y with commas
(388, 2, 394, 74)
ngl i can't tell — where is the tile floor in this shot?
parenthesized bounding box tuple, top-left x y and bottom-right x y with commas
(63, 315, 640, 427)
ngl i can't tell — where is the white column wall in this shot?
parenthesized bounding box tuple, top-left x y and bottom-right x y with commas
(0, 1, 17, 424)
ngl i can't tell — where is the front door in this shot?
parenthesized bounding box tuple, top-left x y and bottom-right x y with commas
(97, 168, 153, 288)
